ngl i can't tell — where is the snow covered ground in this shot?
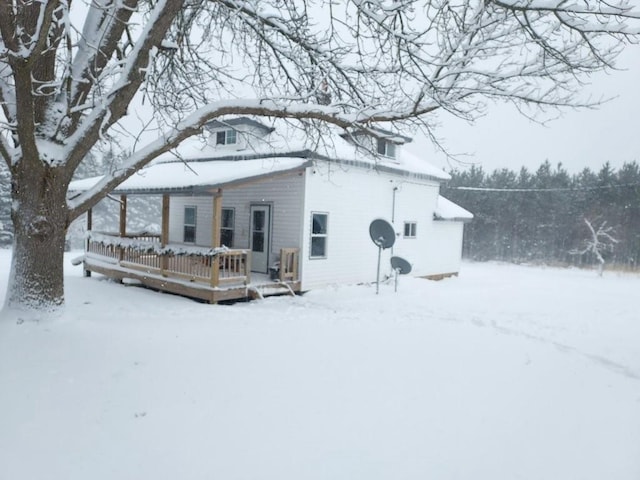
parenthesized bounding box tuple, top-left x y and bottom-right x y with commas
(1, 248, 639, 480)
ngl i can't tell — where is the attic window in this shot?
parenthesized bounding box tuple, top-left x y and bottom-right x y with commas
(216, 129, 237, 145)
(376, 138, 396, 158)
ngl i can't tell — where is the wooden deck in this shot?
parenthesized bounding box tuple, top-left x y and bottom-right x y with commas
(83, 232, 301, 303)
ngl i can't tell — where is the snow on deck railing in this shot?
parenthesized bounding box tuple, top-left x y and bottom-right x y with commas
(86, 231, 232, 257)
(85, 231, 252, 287)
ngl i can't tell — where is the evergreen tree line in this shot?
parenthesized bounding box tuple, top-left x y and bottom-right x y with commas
(442, 160, 640, 270)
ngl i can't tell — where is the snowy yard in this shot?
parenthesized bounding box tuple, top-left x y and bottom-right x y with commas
(1, 248, 639, 480)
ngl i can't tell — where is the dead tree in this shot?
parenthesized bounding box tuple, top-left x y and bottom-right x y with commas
(571, 218, 619, 276)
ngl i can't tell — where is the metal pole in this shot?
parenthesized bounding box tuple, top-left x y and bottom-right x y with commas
(376, 245, 382, 294)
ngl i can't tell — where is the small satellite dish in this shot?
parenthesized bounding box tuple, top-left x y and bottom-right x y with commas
(390, 256, 412, 292)
(369, 219, 396, 249)
(391, 256, 412, 275)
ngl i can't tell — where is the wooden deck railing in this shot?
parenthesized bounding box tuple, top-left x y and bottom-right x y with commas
(85, 233, 251, 287)
(279, 248, 299, 283)
(85, 233, 301, 293)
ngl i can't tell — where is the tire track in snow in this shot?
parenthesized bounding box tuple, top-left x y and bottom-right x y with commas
(470, 316, 640, 381)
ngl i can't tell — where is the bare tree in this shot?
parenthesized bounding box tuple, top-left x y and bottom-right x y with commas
(571, 217, 619, 276)
(1, 0, 639, 311)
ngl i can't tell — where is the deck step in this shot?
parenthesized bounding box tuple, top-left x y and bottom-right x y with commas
(252, 282, 296, 298)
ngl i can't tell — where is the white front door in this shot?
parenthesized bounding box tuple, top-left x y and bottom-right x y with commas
(250, 205, 271, 273)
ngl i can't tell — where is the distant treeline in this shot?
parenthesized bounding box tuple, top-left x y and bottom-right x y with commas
(441, 160, 640, 270)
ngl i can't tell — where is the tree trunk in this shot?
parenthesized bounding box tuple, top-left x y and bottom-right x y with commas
(4, 164, 69, 311)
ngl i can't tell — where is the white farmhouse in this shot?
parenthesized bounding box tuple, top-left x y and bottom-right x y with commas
(70, 117, 472, 302)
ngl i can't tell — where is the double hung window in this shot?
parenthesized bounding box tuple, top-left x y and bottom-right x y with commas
(376, 139, 396, 158)
(403, 221, 417, 239)
(184, 206, 197, 243)
(310, 213, 328, 258)
(220, 208, 235, 247)
(216, 129, 237, 145)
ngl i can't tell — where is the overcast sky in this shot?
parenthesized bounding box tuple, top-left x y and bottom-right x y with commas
(410, 46, 640, 175)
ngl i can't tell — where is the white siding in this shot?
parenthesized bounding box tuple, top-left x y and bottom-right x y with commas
(169, 197, 215, 246)
(168, 171, 305, 265)
(424, 221, 465, 276)
(300, 163, 442, 290)
(166, 161, 465, 288)
(222, 172, 305, 255)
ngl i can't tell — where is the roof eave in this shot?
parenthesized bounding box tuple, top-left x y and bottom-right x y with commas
(434, 215, 474, 223)
(105, 160, 313, 196)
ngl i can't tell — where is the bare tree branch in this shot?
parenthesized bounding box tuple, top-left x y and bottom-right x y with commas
(570, 217, 619, 275)
(0, 132, 11, 168)
(67, 0, 140, 118)
(0, 2, 17, 52)
(64, 0, 187, 178)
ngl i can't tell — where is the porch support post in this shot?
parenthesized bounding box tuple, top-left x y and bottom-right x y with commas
(161, 195, 170, 276)
(161, 195, 170, 247)
(212, 189, 222, 249)
(84, 208, 93, 277)
(86, 208, 92, 232)
(119, 195, 127, 237)
(210, 189, 223, 288)
(118, 195, 127, 263)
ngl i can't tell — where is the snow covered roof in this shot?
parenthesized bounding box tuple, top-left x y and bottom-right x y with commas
(205, 117, 275, 133)
(341, 126, 413, 144)
(151, 119, 449, 181)
(69, 119, 450, 195)
(434, 195, 474, 222)
(69, 157, 311, 195)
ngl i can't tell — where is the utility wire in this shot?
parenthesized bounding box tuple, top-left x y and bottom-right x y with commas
(446, 183, 640, 192)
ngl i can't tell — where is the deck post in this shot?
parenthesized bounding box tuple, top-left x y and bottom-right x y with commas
(279, 248, 285, 282)
(119, 195, 127, 236)
(210, 189, 222, 287)
(86, 207, 92, 232)
(212, 189, 222, 249)
(161, 195, 170, 276)
(84, 208, 93, 277)
(118, 195, 127, 262)
(244, 251, 251, 285)
(278, 248, 299, 282)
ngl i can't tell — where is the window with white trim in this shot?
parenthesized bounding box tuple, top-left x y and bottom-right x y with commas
(216, 129, 237, 145)
(403, 221, 417, 238)
(310, 213, 328, 258)
(184, 206, 197, 243)
(220, 208, 235, 247)
(376, 138, 396, 158)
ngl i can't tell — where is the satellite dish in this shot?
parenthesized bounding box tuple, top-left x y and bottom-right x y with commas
(390, 256, 412, 292)
(369, 219, 395, 249)
(391, 256, 412, 275)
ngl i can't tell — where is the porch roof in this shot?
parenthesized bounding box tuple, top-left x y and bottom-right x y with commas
(69, 157, 312, 195)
